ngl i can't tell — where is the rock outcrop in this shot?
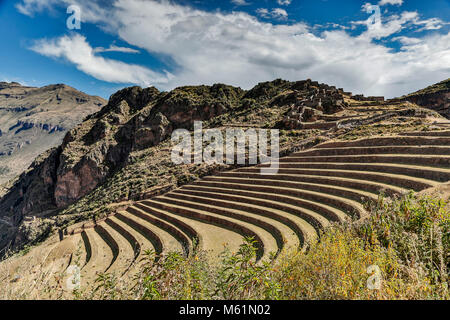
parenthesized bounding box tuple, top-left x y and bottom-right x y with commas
(398, 78, 449, 119)
(0, 82, 106, 185)
(280, 79, 347, 129)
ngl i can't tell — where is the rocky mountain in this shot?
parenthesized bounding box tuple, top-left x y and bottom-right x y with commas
(0, 82, 106, 185)
(399, 78, 450, 119)
(0, 79, 444, 255)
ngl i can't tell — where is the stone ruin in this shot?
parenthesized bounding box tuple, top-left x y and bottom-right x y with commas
(282, 79, 348, 129)
(351, 94, 385, 102)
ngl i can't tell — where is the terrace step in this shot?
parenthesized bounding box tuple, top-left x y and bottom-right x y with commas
(43, 234, 82, 270)
(291, 146, 450, 157)
(133, 202, 202, 253)
(116, 210, 182, 256)
(399, 130, 450, 137)
(104, 217, 141, 275)
(214, 172, 406, 197)
(180, 184, 347, 223)
(81, 228, 113, 285)
(316, 136, 450, 148)
(192, 179, 366, 220)
(165, 190, 312, 249)
(278, 155, 450, 167)
(149, 197, 290, 253)
(259, 162, 450, 183)
(126, 206, 190, 256)
(233, 167, 436, 192)
(203, 176, 378, 208)
(66, 233, 87, 269)
(136, 201, 244, 258)
(80, 231, 94, 269)
(145, 197, 279, 260)
(93, 224, 121, 273)
(174, 187, 330, 232)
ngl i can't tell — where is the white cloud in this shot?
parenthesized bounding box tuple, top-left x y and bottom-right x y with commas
(255, 8, 269, 17)
(272, 8, 288, 19)
(16, 0, 59, 16)
(356, 11, 419, 39)
(414, 17, 447, 31)
(392, 36, 422, 45)
(354, 8, 446, 40)
(231, 0, 250, 6)
(257, 7, 288, 20)
(379, 0, 403, 6)
(30, 34, 171, 86)
(277, 0, 292, 5)
(93, 44, 140, 54)
(19, 0, 450, 98)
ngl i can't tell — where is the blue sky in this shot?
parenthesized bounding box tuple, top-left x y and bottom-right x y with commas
(0, 0, 449, 99)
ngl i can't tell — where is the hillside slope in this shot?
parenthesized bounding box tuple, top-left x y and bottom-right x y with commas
(0, 79, 447, 257)
(399, 78, 450, 119)
(0, 82, 106, 185)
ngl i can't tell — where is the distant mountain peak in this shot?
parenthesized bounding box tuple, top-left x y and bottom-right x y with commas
(0, 82, 106, 185)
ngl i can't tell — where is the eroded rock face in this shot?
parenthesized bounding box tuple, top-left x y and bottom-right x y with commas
(0, 82, 105, 185)
(54, 156, 107, 208)
(404, 91, 450, 119)
(399, 78, 450, 119)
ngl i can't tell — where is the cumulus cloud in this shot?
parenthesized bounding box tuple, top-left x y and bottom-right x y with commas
(20, 0, 450, 98)
(392, 36, 422, 45)
(231, 0, 250, 6)
(16, 0, 59, 16)
(355, 6, 447, 40)
(257, 7, 288, 20)
(272, 8, 288, 19)
(414, 17, 448, 31)
(277, 0, 292, 5)
(379, 0, 403, 6)
(93, 44, 140, 54)
(356, 11, 419, 39)
(30, 34, 171, 86)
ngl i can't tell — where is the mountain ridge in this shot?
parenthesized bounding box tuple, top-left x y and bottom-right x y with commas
(0, 81, 106, 186)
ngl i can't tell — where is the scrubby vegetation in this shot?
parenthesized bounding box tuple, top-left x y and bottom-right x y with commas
(404, 78, 450, 97)
(73, 193, 448, 300)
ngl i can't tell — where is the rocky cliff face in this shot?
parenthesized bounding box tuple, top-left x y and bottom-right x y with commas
(52, 84, 243, 208)
(0, 82, 106, 185)
(400, 78, 449, 119)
